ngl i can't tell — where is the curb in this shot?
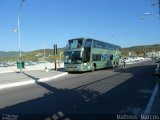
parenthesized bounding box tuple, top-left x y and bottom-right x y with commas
(0, 72, 68, 90)
(0, 68, 52, 74)
(0, 70, 16, 74)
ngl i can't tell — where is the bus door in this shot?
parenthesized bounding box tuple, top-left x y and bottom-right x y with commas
(84, 47, 91, 63)
(83, 39, 92, 63)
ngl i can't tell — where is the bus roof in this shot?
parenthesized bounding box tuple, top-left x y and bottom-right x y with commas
(68, 37, 121, 49)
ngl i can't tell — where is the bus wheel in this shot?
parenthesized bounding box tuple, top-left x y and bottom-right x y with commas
(91, 64, 96, 72)
(116, 61, 119, 67)
(112, 61, 116, 68)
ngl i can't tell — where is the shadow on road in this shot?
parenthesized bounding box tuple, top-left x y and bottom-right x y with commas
(22, 72, 39, 81)
(0, 61, 157, 120)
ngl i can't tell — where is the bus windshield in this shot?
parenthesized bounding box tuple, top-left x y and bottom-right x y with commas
(66, 38, 84, 49)
(64, 51, 82, 64)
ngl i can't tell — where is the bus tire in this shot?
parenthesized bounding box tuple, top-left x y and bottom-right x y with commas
(112, 61, 116, 68)
(116, 61, 119, 67)
(91, 64, 96, 72)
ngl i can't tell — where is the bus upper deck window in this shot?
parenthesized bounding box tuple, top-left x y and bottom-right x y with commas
(85, 39, 92, 47)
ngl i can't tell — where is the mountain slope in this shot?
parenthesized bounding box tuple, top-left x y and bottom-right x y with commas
(121, 44, 160, 57)
(0, 51, 19, 58)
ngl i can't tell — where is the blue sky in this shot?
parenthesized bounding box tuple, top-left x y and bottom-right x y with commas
(0, 0, 159, 51)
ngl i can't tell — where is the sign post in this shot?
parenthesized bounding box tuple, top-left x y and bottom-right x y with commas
(53, 44, 58, 71)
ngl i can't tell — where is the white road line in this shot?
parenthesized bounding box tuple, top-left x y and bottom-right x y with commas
(143, 83, 158, 114)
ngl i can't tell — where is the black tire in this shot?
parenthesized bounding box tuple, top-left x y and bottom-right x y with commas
(112, 61, 116, 68)
(116, 61, 119, 67)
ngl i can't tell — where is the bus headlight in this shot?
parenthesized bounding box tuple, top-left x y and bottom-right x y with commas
(78, 64, 83, 70)
(81, 66, 83, 70)
(77, 66, 80, 69)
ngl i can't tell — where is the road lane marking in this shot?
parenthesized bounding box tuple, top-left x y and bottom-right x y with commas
(143, 83, 158, 114)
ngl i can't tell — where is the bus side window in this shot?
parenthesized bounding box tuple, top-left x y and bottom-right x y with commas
(85, 40, 92, 47)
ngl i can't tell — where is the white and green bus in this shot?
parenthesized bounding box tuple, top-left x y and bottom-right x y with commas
(64, 38, 121, 72)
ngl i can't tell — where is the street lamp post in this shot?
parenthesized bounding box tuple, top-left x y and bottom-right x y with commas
(17, 0, 25, 73)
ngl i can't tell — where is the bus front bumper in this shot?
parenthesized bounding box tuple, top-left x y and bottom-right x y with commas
(64, 67, 81, 72)
(64, 64, 85, 72)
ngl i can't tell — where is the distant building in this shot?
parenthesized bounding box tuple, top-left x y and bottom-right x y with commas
(147, 51, 160, 58)
(156, 51, 160, 57)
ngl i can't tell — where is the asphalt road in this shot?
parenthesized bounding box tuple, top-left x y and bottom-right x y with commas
(0, 60, 158, 120)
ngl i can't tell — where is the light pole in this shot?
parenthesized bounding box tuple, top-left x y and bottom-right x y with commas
(17, 0, 25, 73)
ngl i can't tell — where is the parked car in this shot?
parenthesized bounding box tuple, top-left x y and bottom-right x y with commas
(2, 63, 9, 67)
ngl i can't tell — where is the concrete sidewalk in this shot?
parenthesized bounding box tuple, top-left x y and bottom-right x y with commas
(0, 62, 64, 74)
(0, 68, 68, 90)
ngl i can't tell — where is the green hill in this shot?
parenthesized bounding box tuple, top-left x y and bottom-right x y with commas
(121, 44, 160, 57)
(0, 51, 19, 58)
(0, 48, 64, 62)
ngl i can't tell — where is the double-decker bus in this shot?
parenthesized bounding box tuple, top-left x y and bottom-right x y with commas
(64, 38, 121, 72)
